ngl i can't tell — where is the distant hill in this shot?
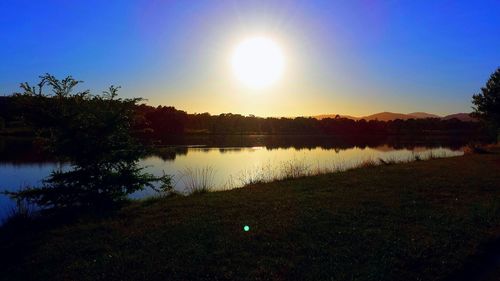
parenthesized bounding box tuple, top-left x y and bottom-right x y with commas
(362, 112, 414, 121)
(314, 114, 359, 120)
(443, 113, 476, 122)
(314, 111, 477, 122)
(408, 112, 441, 119)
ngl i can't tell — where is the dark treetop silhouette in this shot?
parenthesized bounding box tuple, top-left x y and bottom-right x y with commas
(1, 95, 484, 140)
(4, 74, 171, 209)
(472, 67, 500, 141)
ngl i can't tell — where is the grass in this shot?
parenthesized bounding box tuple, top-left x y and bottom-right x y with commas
(232, 150, 459, 189)
(1, 197, 36, 226)
(1, 149, 500, 281)
(233, 158, 313, 187)
(178, 166, 216, 195)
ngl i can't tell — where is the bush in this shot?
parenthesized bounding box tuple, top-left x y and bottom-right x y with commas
(4, 74, 172, 209)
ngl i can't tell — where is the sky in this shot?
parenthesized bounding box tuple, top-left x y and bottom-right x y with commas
(1, 0, 499, 117)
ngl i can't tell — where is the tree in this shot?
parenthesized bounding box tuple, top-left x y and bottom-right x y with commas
(5, 74, 171, 209)
(472, 67, 500, 141)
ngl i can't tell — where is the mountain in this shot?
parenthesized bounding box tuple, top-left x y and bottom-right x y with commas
(314, 112, 477, 122)
(408, 112, 441, 119)
(314, 112, 437, 121)
(362, 112, 414, 121)
(314, 114, 360, 120)
(443, 113, 476, 122)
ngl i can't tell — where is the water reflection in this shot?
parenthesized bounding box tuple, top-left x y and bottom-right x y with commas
(0, 135, 473, 219)
(0, 137, 52, 165)
(135, 145, 463, 199)
(153, 134, 478, 150)
(145, 134, 477, 161)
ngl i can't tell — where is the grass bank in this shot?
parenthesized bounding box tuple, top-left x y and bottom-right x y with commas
(2, 150, 500, 281)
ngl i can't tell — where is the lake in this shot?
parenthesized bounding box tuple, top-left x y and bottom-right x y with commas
(0, 135, 474, 219)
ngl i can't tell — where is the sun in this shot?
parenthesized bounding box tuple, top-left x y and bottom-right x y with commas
(231, 37, 285, 89)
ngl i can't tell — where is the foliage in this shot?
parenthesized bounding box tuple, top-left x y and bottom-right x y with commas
(134, 106, 482, 137)
(1, 95, 485, 138)
(137, 105, 188, 138)
(4, 74, 172, 208)
(472, 67, 500, 141)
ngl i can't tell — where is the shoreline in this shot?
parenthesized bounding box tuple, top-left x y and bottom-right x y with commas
(1, 149, 500, 280)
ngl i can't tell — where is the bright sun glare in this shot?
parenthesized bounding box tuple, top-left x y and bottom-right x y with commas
(231, 37, 285, 89)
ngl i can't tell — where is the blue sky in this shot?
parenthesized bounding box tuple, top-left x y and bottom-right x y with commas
(1, 0, 499, 116)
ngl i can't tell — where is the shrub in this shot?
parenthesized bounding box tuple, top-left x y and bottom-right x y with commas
(4, 74, 172, 209)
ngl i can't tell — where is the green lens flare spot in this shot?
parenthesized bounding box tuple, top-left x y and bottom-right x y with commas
(243, 225, 250, 232)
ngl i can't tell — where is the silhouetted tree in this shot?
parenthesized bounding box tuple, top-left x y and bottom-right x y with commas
(0, 94, 486, 138)
(472, 67, 500, 141)
(5, 74, 171, 209)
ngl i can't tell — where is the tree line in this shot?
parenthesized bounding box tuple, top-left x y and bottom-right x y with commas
(134, 105, 484, 139)
(1, 96, 486, 139)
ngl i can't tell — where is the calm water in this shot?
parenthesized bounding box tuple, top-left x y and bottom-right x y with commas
(0, 135, 471, 219)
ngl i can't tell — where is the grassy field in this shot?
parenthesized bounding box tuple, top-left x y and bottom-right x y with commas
(2, 150, 500, 281)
